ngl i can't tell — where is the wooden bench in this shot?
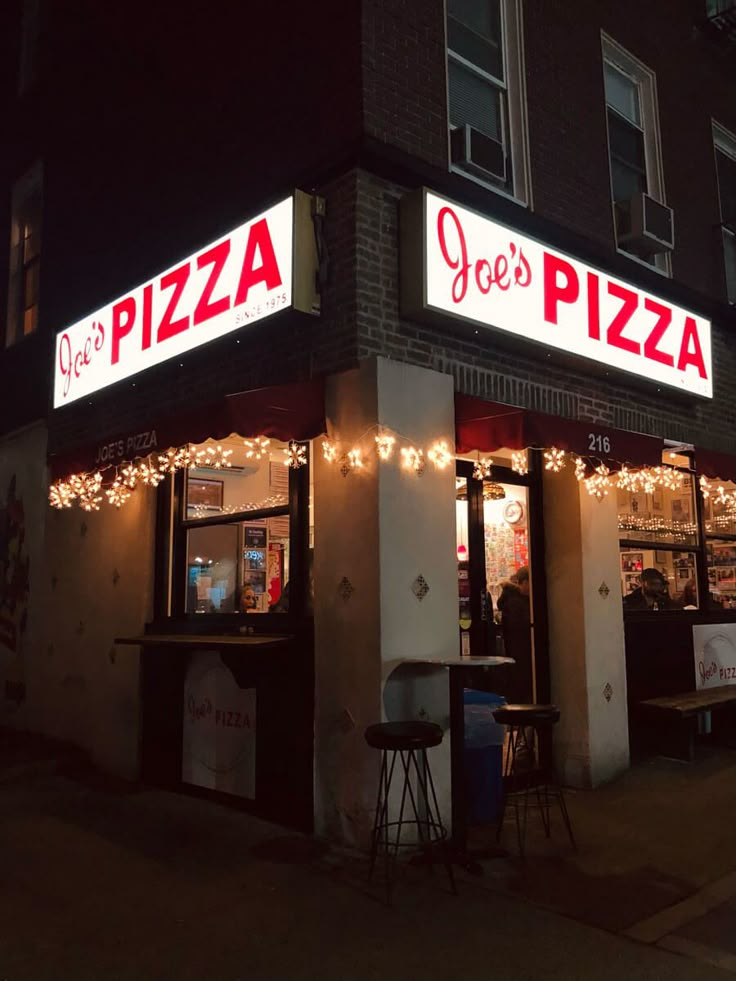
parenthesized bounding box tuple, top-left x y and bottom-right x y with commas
(639, 686, 736, 761)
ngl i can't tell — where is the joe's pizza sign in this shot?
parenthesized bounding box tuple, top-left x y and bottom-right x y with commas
(400, 189, 712, 398)
(53, 192, 319, 408)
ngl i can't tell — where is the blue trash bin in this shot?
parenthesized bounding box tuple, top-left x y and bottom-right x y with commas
(463, 690, 507, 824)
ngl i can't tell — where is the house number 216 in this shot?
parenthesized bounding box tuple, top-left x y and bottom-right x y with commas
(588, 433, 611, 454)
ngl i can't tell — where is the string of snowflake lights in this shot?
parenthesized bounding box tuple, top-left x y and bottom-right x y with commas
(49, 435, 310, 512)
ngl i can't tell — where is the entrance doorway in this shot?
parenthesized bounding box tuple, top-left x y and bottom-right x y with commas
(456, 454, 549, 704)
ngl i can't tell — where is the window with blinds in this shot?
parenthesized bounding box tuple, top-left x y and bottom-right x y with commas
(6, 162, 43, 346)
(447, 0, 528, 201)
(714, 124, 736, 304)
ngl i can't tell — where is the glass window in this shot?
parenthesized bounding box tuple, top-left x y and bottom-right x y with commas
(619, 464, 699, 611)
(703, 478, 736, 610)
(178, 435, 293, 616)
(602, 36, 668, 273)
(448, 0, 528, 202)
(6, 162, 43, 346)
(713, 125, 736, 304)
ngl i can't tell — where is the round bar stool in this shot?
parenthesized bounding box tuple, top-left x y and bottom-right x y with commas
(364, 721, 456, 902)
(492, 704, 576, 859)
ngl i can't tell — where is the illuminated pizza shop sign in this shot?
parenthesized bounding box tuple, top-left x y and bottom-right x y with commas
(400, 188, 712, 398)
(53, 191, 320, 408)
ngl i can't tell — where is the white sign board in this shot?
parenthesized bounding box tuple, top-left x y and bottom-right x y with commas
(54, 197, 295, 407)
(182, 651, 256, 798)
(692, 624, 736, 689)
(404, 189, 712, 398)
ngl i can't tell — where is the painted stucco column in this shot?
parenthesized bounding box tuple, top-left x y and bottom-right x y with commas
(543, 464, 629, 787)
(313, 357, 457, 845)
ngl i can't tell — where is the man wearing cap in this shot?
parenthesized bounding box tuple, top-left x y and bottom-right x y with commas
(623, 568, 674, 611)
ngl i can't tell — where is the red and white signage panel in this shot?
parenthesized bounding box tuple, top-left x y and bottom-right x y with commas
(53, 197, 294, 407)
(693, 624, 736, 689)
(420, 191, 712, 398)
(182, 651, 256, 799)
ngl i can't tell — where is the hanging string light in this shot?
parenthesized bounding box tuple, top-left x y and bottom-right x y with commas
(401, 446, 425, 474)
(544, 447, 566, 472)
(77, 473, 104, 512)
(428, 441, 453, 470)
(105, 480, 132, 508)
(322, 440, 338, 463)
(244, 437, 270, 460)
(585, 463, 611, 501)
(195, 444, 233, 470)
(375, 433, 396, 461)
(511, 451, 528, 475)
(284, 442, 308, 468)
(347, 448, 364, 471)
(472, 457, 493, 481)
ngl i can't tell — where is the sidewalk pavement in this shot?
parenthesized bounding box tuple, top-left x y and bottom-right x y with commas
(0, 727, 735, 980)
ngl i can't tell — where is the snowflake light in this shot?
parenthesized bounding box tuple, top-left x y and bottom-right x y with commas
(322, 440, 338, 463)
(428, 441, 452, 470)
(511, 451, 528, 476)
(472, 458, 492, 481)
(400, 446, 425, 474)
(284, 442, 307, 468)
(375, 434, 396, 461)
(544, 447, 566, 472)
(244, 437, 271, 460)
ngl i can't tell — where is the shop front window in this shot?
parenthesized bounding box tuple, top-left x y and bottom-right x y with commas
(618, 452, 699, 610)
(172, 435, 300, 617)
(703, 478, 736, 610)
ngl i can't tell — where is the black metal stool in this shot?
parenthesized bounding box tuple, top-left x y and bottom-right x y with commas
(365, 721, 456, 902)
(492, 704, 576, 859)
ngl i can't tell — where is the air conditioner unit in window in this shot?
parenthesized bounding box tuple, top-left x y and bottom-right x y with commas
(617, 192, 675, 255)
(450, 125, 506, 184)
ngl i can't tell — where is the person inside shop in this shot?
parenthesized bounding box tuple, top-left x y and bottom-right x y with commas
(497, 565, 533, 703)
(677, 578, 698, 610)
(240, 584, 258, 613)
(623, 568, 674, 611)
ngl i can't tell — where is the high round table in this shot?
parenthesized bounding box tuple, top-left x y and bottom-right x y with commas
(400, 656, 514, 874)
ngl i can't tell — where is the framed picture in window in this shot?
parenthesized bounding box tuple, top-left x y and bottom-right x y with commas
(717, 566, 736, 584)
(187, 478, 224, 510)
(652, 490, 664, 513)
(671, 498, 691, 524)
(654, 550, 668, 563)
(624, 574, 640, 593)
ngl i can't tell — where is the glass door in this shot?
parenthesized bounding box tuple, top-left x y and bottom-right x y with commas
(456, 456, 547, 704)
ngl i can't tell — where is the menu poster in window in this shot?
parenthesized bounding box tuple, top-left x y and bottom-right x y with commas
(182, 651, 256, 798)
(267, 543, 283, 606)
(693, 624, 736, 689)
(513, 528, 528, 569)
(245, 526, 267, 549)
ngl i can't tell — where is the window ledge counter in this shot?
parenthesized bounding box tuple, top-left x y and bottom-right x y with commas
(116, 628, 313, 831)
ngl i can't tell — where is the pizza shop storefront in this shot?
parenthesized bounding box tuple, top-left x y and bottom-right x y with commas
(39, 182, 734, 844)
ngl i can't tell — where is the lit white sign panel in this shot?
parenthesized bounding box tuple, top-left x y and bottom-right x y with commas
(54, 197, 295, 407)
(409, 190, 712, 398)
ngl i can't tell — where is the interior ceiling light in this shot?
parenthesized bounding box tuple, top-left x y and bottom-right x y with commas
(483, 482, 506, 501)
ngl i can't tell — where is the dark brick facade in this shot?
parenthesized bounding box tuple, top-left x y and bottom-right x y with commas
(3, 0, 736, 457)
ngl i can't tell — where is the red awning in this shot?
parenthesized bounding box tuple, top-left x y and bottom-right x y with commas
(49, 378, 326, 480)
(455, 394, 664, 467)
(695, 447, 736, 482)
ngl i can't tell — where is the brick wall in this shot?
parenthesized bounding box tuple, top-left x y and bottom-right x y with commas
(361, 0, 448, 168)
(354, 168, 736, 454)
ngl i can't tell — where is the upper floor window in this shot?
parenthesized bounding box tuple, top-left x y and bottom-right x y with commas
(713, 122, 736, 304)
(18, 0, 41, 94)
(447, 0, 529, 202)
(6, 162, 43, 347)
(602, 36, 671, 273)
